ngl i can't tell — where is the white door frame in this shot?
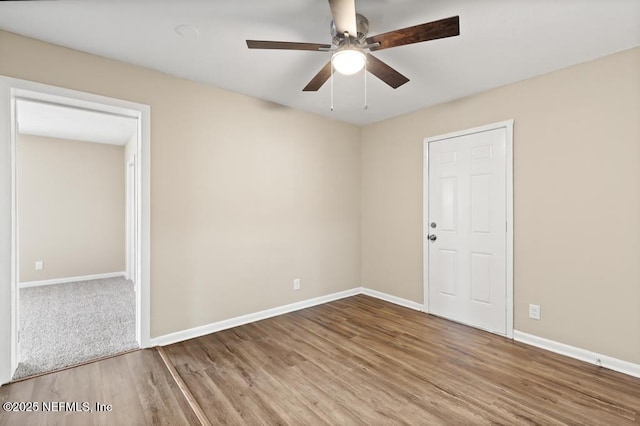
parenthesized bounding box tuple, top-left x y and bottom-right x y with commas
(126, 158, 136, 282)
(0, 76, 152, 384)
(423, 120, 514, 338)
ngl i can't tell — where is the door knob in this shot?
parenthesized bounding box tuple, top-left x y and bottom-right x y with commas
(428, 234, 437, 242)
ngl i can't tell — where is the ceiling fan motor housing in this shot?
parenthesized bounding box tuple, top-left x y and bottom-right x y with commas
(331, 13, 369, 46)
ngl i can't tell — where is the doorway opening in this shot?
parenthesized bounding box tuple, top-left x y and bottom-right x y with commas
(0, 77, 151, 384)
(14, 100, 137, 378)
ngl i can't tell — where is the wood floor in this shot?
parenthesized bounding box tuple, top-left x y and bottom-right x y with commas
(0, 348, 198, 425)
(2, 295, 640, 425)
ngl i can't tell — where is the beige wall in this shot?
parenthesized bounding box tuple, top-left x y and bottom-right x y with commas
(0, 31, 361, 338)
(361, 47, 640, 364)
(18, 134, 125, 282)
(3, 30, 638, 366)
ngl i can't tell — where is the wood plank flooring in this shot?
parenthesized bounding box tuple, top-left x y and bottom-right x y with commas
(163, 295, 640, 425)
(0, 348, 199, 426)
(2, 294, 640, 425)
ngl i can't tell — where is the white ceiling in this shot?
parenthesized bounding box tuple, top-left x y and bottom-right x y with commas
(1, 0, 639, 125)
(17, 99, 137, 145)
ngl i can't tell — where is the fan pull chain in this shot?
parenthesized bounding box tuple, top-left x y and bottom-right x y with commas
(364, 58, 368, 110)
(330, 62, 334, 112)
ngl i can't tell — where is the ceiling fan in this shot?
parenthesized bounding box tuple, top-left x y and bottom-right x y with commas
(246, 0, 460, 91)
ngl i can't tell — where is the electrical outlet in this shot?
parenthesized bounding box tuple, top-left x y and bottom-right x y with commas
(529, 304, 540, 320)
(35, 260, 43, 270)
(293, 278, 300, 290)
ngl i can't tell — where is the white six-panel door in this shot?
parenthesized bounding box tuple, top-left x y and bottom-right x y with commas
(425, 123, 511, 335)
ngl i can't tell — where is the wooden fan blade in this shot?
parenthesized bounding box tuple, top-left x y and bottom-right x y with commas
(246, 40, 331, 51)
(366, 54, 409, 89)
(303, 61, 333, 92)
(328, 0, 357, 37)
(366, 16, 459, 51)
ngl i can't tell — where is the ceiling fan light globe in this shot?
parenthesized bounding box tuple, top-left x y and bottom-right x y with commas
(332, 50, 366, 75)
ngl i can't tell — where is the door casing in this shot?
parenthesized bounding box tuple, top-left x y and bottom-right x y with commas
(0, 76, 152, 384)
(423, 120, 514, 338)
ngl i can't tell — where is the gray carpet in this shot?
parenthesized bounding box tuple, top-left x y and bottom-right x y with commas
(13, 276, 138, 380)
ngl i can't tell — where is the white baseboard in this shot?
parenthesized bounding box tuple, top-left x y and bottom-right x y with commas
(361, 288, 424, 311)
(151, 286, 427, 348)
(151, 287, 362, 347)
(19, 271, 126, 289)
(514, 330, 640, 379)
